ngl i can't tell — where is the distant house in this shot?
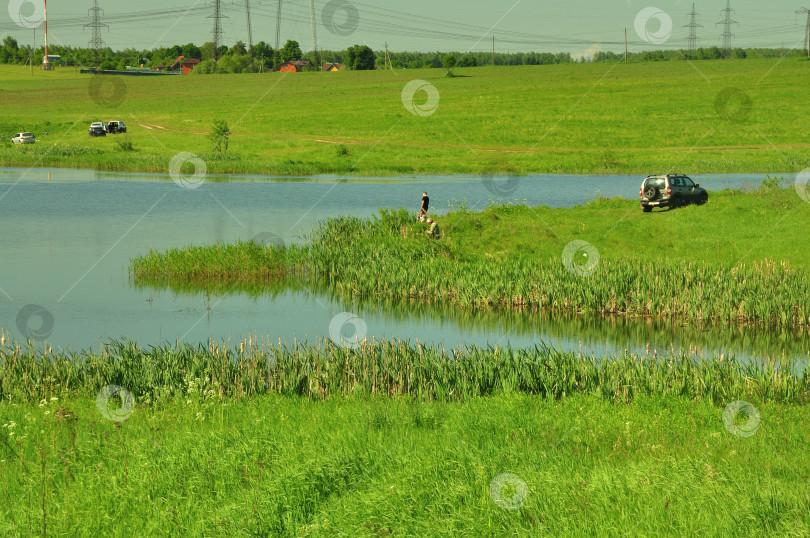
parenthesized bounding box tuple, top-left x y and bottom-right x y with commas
(182, 58, 201, 75)
(321, 62, 345, 72)
(168, 55, 184, 71)
(278, 60, 311, 72)
(153, 64, 168, 72)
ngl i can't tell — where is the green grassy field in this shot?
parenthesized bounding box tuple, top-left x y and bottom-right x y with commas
(1, 339, 807, 535)
(132, 186, 810, 329)
(2, 59, 810, 175)
(2, 394, 807, 536)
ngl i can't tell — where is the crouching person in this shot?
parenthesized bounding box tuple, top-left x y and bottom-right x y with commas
(425, 218, 440, 239)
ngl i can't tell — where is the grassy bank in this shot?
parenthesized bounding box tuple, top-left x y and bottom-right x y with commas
(132, 187, 810, 329)
(2, 59, 810, 175)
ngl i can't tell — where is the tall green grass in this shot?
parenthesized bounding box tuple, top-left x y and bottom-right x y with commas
(2, 334, 807, 405)
(2, 393, 807, 536)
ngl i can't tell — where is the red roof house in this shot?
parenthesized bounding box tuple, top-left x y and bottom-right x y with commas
(169, 55, 184, 70)
(182, 58, 201, 75)
(278, 60, 311, 72)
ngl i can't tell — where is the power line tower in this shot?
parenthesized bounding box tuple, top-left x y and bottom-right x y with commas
(797, 8, 810, 59)
(309, 0, 319, 69)
(274, 0, 283, 69)
(208, 0, 227, 67)
(246, 0, 254, 71)
(84, 0, 108, 67)
(716, 0, 738, 55)
(684, 3, 702, 52)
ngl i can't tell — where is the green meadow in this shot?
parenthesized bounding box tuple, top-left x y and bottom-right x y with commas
(2, 58, 810, 175)
(4, 392, 808, 536)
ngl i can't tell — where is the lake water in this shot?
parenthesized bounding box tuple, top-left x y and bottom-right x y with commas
(1, 167, 806, 362)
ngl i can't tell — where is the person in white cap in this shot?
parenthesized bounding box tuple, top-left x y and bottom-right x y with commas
(425, 218, 440, 239)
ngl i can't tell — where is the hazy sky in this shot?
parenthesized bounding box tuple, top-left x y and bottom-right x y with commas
(2, 0, 806, 55)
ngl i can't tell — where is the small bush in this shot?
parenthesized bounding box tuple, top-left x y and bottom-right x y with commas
(208, 119, 231, 153)
(115, 136, 136, 152)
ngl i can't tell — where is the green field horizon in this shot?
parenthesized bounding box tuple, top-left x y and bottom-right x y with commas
(2, 58, 809, 176)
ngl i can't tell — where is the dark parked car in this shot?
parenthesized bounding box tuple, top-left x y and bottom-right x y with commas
(106, 120, 126, 134)
(639, 174, 708, 212)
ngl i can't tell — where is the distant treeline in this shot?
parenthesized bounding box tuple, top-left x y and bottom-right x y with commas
(0, 35, 804, 73)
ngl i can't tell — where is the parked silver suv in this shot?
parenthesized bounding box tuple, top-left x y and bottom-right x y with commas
(11, 132, 35, 144)
(639, 174, 708, 212)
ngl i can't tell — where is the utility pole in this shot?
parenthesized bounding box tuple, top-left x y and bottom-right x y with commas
(716, 0, 738, 56)
(492, 36, 495, 66)
(246, 0, 254, 71)
(274, 0, 283, 69)
(309, 0, 319, 70)
(42, 0, 49, 69)
(624, 28, 628, 62)
(684, 3, 702, 52)
(797, 8, 810, 59)
(84, 0, 108, 68)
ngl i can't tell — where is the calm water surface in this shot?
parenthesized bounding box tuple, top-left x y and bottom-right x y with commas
(1, 167, 806, 362)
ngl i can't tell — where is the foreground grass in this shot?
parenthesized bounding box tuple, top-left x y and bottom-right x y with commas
(132, 188, 810, 329)
(2, 59, 810, 175)
(1, 392, 807, 536)
(2, 338, 806, 535)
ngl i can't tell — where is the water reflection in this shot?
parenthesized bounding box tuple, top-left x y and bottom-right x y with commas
(1, 169, 795, 353)
(132, 277, 810, 363)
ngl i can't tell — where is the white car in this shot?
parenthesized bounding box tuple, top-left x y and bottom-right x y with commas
(89, 122, 107, 137)
(11, 132, 35, 144)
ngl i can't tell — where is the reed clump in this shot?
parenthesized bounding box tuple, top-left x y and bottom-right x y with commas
(132, 204, 810, 330)
(1, 336, 807, 405)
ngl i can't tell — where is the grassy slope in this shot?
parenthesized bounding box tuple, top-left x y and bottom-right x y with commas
(1, 59, 809, 175)
(1, 394, 807, 536)
(441, 187, 810, 269)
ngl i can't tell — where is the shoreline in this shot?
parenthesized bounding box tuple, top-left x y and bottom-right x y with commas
(0, 163, 789, 182)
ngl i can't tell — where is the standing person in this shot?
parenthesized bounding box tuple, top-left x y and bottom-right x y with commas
(421, 191, 430, 216)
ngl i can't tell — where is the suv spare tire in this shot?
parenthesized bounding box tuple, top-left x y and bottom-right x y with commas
(643, 185, 658, 199)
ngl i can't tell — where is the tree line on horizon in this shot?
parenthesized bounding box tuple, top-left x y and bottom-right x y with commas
(0, 35, 804, 73)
